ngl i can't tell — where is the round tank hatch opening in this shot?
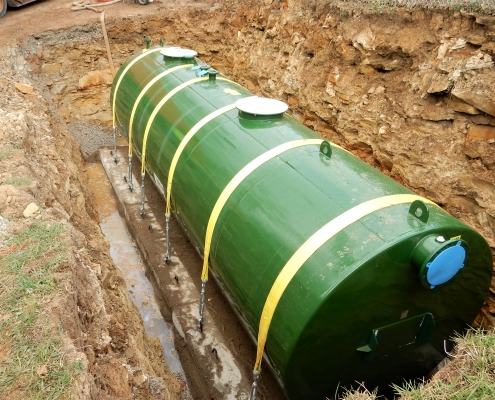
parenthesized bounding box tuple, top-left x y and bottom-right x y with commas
(411, 235, 468, 289)
(160, 47, 198, 59)
(235, 96, 288, 120)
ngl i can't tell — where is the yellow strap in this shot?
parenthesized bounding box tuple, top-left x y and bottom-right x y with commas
(140, 77, 207, 174)
(111, 48, 163, 128)
(201, 139, 324, 281)
(128, 64, 193, 157)
(165, 104, 238, 218)
(140, 77, 240, 175)
(253, 193, 436, 372)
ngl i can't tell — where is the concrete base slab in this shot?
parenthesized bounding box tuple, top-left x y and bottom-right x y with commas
(100, 147, 269, 400)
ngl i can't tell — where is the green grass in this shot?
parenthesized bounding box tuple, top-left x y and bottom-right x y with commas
(0, 148, 15, 162)
(0, 222, 80, 400)
(393, 328, 495, 400)
(3, 176, 31, 186)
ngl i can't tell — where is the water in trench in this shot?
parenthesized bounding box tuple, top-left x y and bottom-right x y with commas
(85, 162, 189, 392)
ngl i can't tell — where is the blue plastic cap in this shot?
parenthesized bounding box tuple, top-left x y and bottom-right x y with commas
(426, 241, 466, 288)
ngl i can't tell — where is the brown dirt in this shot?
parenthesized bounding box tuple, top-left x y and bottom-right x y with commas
(0, 0, 162, 47)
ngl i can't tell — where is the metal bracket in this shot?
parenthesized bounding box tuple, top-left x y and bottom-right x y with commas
(143, 36, 152, 50)
(357, 312, 435, 363)
(408, 200, 429, 224)
(319, 140, 332, 158)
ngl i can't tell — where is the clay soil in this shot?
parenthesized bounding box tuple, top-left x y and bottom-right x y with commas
(1, 0, 495, 399)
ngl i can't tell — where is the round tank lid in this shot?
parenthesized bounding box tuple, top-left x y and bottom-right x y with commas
(235, 96, 288, 116)
(160, 47, 198, 58)
(425, 241, 466, 288)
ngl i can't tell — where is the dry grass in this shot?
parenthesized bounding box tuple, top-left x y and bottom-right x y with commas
(339, 383, 379, 399)
(308, 0, 495, 15)
(395, 328, 495, 399)
(0, 147, 15, 162)
(335, 328, 495, 399)
(2, 177, 32, 186)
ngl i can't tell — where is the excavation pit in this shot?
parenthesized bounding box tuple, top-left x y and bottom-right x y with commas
(1, 2, 495, 399)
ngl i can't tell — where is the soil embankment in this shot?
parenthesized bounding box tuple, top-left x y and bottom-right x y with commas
(0, 45, 182, 398)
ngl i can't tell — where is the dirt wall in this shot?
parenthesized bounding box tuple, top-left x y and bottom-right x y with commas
(0, 44, 181, 399)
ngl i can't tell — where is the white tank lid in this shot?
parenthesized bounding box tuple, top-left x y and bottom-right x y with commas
(235, 96, 288, 116)
(160, 47, 198, 58)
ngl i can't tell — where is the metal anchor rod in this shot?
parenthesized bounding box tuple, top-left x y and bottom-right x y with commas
(164, 213, 171, 262)
(128, 154, 133, 192)
(250, 370, 260, 400)
(140, 173, 146, 217)
(198, 279, 207, 331)
(112, 126, 118, 164)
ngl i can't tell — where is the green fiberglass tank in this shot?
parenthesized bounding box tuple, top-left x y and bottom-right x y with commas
(110, 45, 493, 399)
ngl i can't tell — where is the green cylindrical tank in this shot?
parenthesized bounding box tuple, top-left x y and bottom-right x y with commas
(110, 46, 493, 399)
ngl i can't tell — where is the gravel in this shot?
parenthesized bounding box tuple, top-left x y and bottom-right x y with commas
(67, 120, 115, 159)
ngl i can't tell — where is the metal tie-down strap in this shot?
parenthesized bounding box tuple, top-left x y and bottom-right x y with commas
(163, 103, 238, 263)
(126, 64, 193, 191)
(198, 139, 325, 332)
(249, 193, 436, 399)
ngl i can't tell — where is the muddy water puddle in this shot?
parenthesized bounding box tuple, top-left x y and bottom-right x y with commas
(86, 162, 189, 391)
